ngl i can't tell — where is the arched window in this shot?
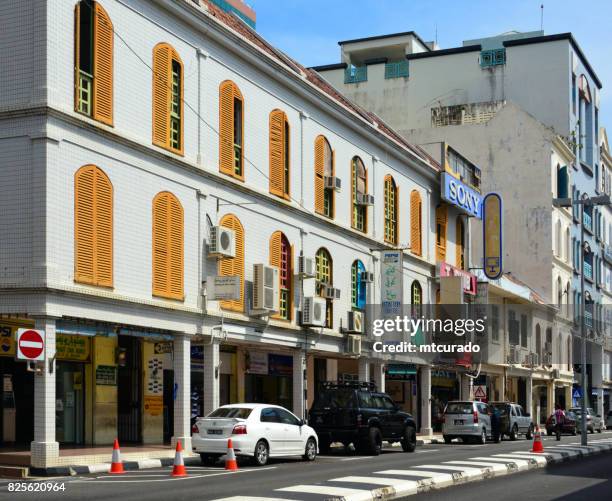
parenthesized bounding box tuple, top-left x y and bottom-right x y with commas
(269, 109, 290, 198)
(411, 280, 422, 305)
(74, 165, 113, 287)
(74, 0, 113, 125)
(152, 192, 184, 300)
(351, 156, 367, 232)
(219, 80, 244, 179)
(270, 231, 292, 320)
(557, 164, 568, 198)
(218, 214, 245, 311)
(315, 248, 333, 328)
(152, 43, 183, 154)
(435, 204, 448, 262)
(351, 260, 366, 310)
(410, 190, 422, 256)
(565, 227, 570, 263)
(566, 281, 571, 318)
(557, 276, 562, 309)
(384, 175, 398, 244)
(535, 324, 542, 364)
(456, 218, 465, 269)
(555, 220, 562, 257)
(314, 135, 334, 218)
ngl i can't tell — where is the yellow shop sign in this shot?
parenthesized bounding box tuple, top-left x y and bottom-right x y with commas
(56, 334, 90, 361)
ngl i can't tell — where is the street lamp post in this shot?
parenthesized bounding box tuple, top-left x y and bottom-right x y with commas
(553, 194, 610, 445)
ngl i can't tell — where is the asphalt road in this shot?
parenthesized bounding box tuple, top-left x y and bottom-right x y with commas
(0, 431, 610, 501)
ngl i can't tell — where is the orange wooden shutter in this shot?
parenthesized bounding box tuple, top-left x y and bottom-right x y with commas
(219, 81, 234, 175)
(152, 194, 169, 296)
(95, 169, 113, 287)
(75, 166, 95, 284)
(410, 190, 422, 256)
(152, 44, 170, 148)
(219, 215, 244, 312)
(74, 2, 80, 112)
(269, 110, 285, 197)
(456, 219, 464, 269)
(92, 2, 113, 126)
(436, 205, 447, 262)
(314, 136, 325, 214)
(169, 195, 184, 299)
(269, 231, 282, 320)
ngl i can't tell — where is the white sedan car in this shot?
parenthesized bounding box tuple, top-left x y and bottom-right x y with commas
(192, 403, 318, 466)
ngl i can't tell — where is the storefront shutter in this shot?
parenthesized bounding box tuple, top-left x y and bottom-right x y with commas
(152, 44, 171, 148)
(94, 168, 113, 287)
(92, 2, 113, 126)
(219, 81, 235, 175)
(269, 110, 285, 197)
(410, 190, 422, 256)
(314, 136, 325, 214)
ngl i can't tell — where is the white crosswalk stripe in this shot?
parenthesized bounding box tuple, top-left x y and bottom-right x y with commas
(330, 476, 418, 496)
(276, 484, 373, 500)
(412, 464, 485, 480)
(443, 460, 510, 475)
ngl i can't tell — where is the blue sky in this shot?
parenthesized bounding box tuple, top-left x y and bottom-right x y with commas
(253, 0, 612, 129)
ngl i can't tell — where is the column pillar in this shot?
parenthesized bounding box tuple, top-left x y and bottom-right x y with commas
(461, 373, 473, 400)
(326, 358, 338, 382)
(565, 385, 573, 410)
(358, 357, 370, 382)
(373, 362, 385, 393)
(31, 317, 59, 468)
(203, 340, 220, 417)
(420, 365, 432, 436)
(293, 350, 306, 420)
(526, 375, 533, 418)
(172, 334, 191, 451)
(596, 388, 604, 423)
(236, 347, 246, 402)
(546, 381, 555, 417)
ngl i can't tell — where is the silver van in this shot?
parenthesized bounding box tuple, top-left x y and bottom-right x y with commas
(442, 401, 492, 444)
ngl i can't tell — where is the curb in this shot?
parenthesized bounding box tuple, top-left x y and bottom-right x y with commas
(327, 440, 612, 501)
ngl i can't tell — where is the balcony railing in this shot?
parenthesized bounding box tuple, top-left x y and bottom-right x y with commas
(480, 49, 506, 68)
(585, 310, 594, 328)
(385, 61, 409, 79)
(344, 66, 367, 84)
(584, 261, 593, 280)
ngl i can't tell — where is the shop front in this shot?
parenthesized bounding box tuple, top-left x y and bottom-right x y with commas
(244, 351, 293, 410)
(385, 364, 418, 417)
(431, 369, 459, 431)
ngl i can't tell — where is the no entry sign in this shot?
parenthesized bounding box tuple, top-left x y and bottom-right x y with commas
(17, 329, 45, 361)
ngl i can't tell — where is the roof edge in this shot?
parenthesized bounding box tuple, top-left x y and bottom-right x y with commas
(406, 44, 482, 60)
(338, 30, 432, 51)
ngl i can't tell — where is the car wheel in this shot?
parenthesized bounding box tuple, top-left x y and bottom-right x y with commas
(443, 435, 452, 444)
(478, 428, 486, 445)
(509, 424, 518, 441)
(253, 440, 269, 466)
(303, 438, 317, 461)
(200, 454, 219, 465)
(526, 425, 533, 440)
(368, 427, 382, 455)
(401, 426, 417, 452)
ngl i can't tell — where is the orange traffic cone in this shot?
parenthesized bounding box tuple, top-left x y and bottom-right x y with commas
(109, 438, 125, 474)
(225, 438, 238, 471)
(171, 440, 188, 477)
(531, 425, 544, 453)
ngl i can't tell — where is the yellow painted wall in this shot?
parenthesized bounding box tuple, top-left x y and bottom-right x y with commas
(93, 336, 118, 445)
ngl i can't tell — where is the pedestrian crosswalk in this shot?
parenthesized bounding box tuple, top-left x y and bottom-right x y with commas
(212, 437, 612, 501)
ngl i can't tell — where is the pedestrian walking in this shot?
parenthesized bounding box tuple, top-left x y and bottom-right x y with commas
(554, 404, 565, 441)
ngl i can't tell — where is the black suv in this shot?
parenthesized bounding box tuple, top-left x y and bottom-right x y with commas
(308, 381, 417, 455)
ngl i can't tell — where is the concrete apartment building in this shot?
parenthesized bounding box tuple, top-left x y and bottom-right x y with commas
(315, 30, 609, 416)
(0, 0, 476, 469)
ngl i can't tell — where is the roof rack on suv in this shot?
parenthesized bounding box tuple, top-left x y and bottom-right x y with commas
(321, 380, 377, 391)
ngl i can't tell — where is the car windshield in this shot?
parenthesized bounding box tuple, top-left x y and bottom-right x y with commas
(311, 389, 356, 409)
(491, 404, 509, 415)
(445, 402, 473, 414)
(206, 407, 252, 419)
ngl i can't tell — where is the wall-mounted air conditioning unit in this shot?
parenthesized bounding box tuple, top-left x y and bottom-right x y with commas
(322, 286, 341, 300)
(356, 193, 375, 206)
(209, 226, 236, 258)
(347, 334, 362, 355)
(299, 256, 316, 278)
(301, 296, 327, 327)
(360, 271, 374, 283)
(252, 264, 279, 313)
(531, 352, 540, 366)
(507, 345, 520, 364)
(347, 311, 363, 334)
(542, 352, 552, 365)
(324, 176, 342, 191)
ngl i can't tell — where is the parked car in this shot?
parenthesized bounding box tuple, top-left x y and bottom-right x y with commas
(545, 411, 577, 436)
(569, 407, 603, 433)
(192, 403, 318, 466)
(308, 381, 417, 455)
(442, 401, 493, 444)
(606, 410, 612, 429)
(490, 402, 534, 440)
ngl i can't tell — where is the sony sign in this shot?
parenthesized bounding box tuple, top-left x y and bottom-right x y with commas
(441, 173, 483, 219)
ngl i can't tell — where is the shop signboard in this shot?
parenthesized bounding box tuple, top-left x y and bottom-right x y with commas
(191, 345, 204, 371)
(386, 364, 417, 381)
(381, 250, 403, 317)
(144, 395, 163, 416)
(268, 354, 293, 376)
(247, 352, 268, 375)
(438, 261, 477, 295)
(95, 365, 117, 385)
(154, 342, 173, 354)
(0, 325, 14, 356)
(483, 192, 503, 279)
(441, 172, 483, 219)
(56, 334, 90, 361)
(208, 276, 241, 300)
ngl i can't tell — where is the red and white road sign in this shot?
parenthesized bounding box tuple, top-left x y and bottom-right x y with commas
(474, 385, 487, 400)
(16, 329, 45, 361)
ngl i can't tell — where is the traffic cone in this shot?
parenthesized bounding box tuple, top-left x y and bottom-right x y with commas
(171, 440, 188, 477)
(109, 439, 125, 474)
(225, 438, 238, 471)
(531, 425, 544, 453)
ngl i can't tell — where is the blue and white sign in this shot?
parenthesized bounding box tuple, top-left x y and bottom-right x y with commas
(572, 387, 583, 399)
(441, 173, 483, 219)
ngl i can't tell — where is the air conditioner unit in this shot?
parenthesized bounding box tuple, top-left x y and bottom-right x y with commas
(531, 352, 540, 366)
(507, 345, 520, 364)
(209, 226, 236, 258)
(299, 256, 316, 278)
(323, 286, 341, 300)
(347, 311, 364, 333)
(360, 271, 374, 283)
(301, 296, 327, 327)
(356, 193, 375, 206)
(252, 264, 279, 312)
(347, 334, 362, 355)
(324, 176, 342, 191)
(543, 352, 552, 365)
(523, 353, 532, 366)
